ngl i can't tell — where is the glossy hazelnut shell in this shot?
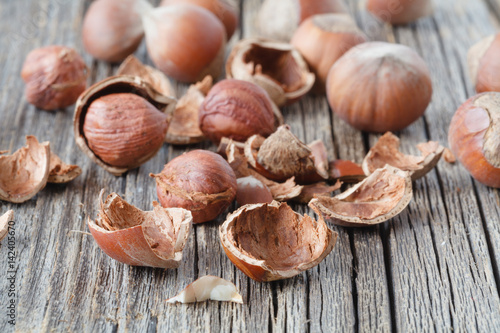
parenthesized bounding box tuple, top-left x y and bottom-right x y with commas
(199, 79, 277, 144)
(468, 34, 500, 94)
(448, 93, 500, 188)
(153, 150, 237, 223)
(74, 76, 176, 176)
(326, 42, 432, 133)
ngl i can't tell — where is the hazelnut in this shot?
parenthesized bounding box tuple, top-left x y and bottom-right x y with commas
(74, 76, 176, 176)
(326, 42, 432, 133)
(448, 93, 500, 188)
(167, 276, 243, 304)
(226, 38, 315, 106)
(82, 0, 149, 63)
(219, 201, 337, 282)
(160, 0, 239, 40)
(367, 0, 433, 25)
(256, 0, 347, 41)
(467, 34, 500, 94)
(236, 176, 274, 206)
(199, 79, 279, 144)
(151, 150, 237, 224)
(142, 4, 226, 83)
(88, 190, 192, 268)
(291, 14, 367, 93)
(21, 46, 87, 110)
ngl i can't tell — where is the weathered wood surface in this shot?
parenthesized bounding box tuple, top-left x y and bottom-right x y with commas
(0, 0, 499, 332)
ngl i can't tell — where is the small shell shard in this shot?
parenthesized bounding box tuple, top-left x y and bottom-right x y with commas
(48, 152, 82, 183)
(0, 210, 14, 242)
(167, 276, 243, 304)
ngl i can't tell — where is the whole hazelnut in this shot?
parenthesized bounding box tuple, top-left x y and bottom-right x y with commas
(367, 0, 433, 25)
(326, 42, 432, 133)
(151, 150, 237, 224)
(82, 0, 149, 63)
(199, 79, 278, 144)
(448, 93, 500, 188)
(21, 46, 87, 110)
(142, 4, 226, 83)
(468, 34, 500, 94)
(160, 0, 238, 40)
(291, 14, 367, 93)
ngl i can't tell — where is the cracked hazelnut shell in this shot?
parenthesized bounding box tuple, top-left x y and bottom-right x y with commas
(199, 79, 279, 144)
(21, 46, 87, 110)
(167, 276, 243, 304)
(88, 190, 192, 268)
(326, 42, 432, 133)
(48, 152, 82, 184)
(367, 0, 433, 25)
(0, 210, 14, 242)
(226, 38, 315, 106)
(309, 165, 412, 227)
(152, 150, 237, 224)
(74, 76, 176, 176)
(0, 136, 50, 203)
(220, 201, 337, 282)
(468, 34, 500, 94)
(291, 14, 367, 93)
(448, 93, 500, 188)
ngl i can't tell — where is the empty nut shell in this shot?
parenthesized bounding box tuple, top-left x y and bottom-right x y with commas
(220, 201, 337, 282)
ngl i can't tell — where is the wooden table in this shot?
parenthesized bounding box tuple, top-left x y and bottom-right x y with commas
(1, 0, 500, 331)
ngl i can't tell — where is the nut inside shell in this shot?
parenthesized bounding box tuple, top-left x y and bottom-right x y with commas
(219, 201, 337, 282)
(88, 190, 192, 268)
(0, 136, 50, 203)
(362, 132, 444, 180)
(309, 165, 412, 227)
(226, 38, 315, 106)
(74, 75, 176, 176)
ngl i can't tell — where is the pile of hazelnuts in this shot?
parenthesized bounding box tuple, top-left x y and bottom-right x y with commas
(19, 0, 500, 228)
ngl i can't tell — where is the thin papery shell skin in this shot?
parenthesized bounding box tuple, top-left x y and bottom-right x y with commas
(256, 0, 347, 42)
(219, 201, 337, 282)
(448, 93, 500, 188)
(366, 0, 433, 25)
(0, 136, 50, 203)
(0, 210, 14, 242)
(362, 132, 444, 181)
(167, 275, 243, 304)
(48, 152, 82, 184)
(74, 75, 176, 176)
(117, 55, 175, 97)
(165, 76, 212, 145)
(309, 165, 412, 227)
(226, 38, 315, 106)
(88, 190, 192, 268)
(152, 150, 237, 223)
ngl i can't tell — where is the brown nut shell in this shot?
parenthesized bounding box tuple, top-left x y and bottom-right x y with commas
(74, 75, 176, 176)
(21, 46, 87, 110)
(448, 93, 500, 188)
(362, 132, 444, 181)
(226, 38, 315, 106)
(291, 14, 367, 93)
(0, 210, 14, 242)
(326, 42, 432, 133)
(366, 0, 433, 25)
(309, 165, 412, 227)
(468, 34, 500, 94)
(236, 176, 274, 206)
(0, 136, 50, 203)
(199, 79, 279, 144)
(328, 160, 365, 183)
(152, 150, 237, 224)
(219, 201, 337, 282)
(88, 190, 192, 268)
(142, 4, 226, 83)
(82, 0, 148, 63)
(48, 152, 82, 184)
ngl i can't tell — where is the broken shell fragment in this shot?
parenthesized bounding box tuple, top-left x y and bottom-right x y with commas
(117, 55, 175, 97)
(48, 152, 82, 184)
(362, 132, 444, 181)
(88, 190, 192, 268)
(220, 201, 337, 282)
(236, 176, 274, 206)
(0, 210, 14, 242)
(167, 275, 243, 304)
(165, 76, 212, 144)
(226, 38, 315, 106)
(293, 180, 341, 204)
(0, 136, 50, 203)
(328, 159, 365, 183)
(309, 165, 412, 227)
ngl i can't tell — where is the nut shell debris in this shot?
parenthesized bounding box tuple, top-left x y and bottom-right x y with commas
(48, 152, 82, 184)
(0, 210, 14, 242)
(167, 275, 243, 304)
